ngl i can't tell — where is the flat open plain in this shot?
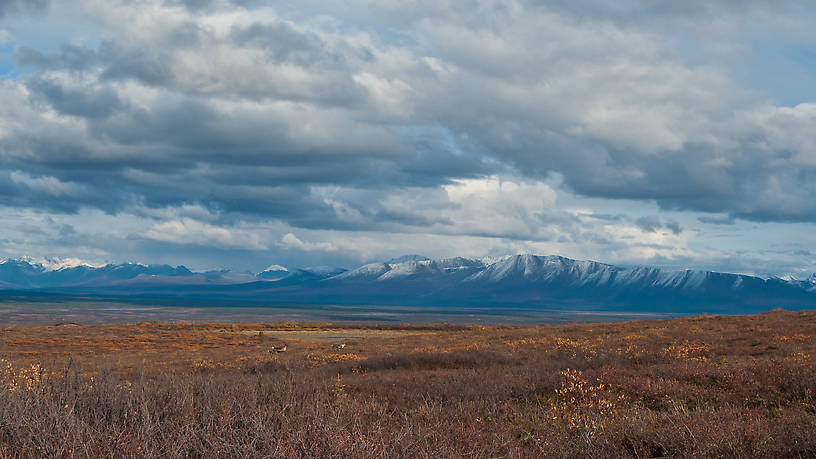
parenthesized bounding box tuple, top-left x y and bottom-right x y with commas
(1, 310, 815, 457)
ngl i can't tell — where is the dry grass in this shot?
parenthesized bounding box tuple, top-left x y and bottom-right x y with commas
(0, 309, 815, 457)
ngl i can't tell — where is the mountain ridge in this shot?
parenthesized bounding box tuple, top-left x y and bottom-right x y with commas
(2, 254, 815, 314)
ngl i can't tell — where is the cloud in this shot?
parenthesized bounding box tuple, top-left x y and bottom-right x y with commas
(0, 0, 49, 17)
(278, 232, 335, 252)
(9, 171, 79, 197)
(1, 0, 813, 225)
(664, 220, 682, 235)
(14, 43, 100, 72)
(26, 76, 125, 119)
(1, 0, 815, 276)
(635, 216, 682, 235)
(634, 216, 662, 233)
(143, 218, 269, 250)
(698, 215, 735, 225)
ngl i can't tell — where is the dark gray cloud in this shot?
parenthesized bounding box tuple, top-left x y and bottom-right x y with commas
(14, 44, 99, 72)
(26, 77, 124, 118)
(99, 46, 174, 87)
(230, 22, 324, 65)
(635, 216, 662, 233)
(698, 215, 736, 225)
(664, 220, 682, 235)
(583, 213, 684, 237)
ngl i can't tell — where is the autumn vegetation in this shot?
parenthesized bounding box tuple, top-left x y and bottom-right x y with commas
(0, 310, 815, 457)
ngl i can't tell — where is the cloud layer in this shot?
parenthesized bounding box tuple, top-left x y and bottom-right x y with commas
(1, 0, 815, 275)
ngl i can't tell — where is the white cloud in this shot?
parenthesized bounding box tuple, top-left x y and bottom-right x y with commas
(10, 171, 80, 197)
(143, 219, 269, 250)
(352, 72, 415, 119)
(278, 232, 336, 252)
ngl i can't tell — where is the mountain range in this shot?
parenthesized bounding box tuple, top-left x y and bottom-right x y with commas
(2, 254, 815, 314)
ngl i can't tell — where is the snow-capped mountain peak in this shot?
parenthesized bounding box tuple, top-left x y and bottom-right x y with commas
(262, 264, 289, 273)
(2, 256, 107, 272)
(256, 264, 291, 281)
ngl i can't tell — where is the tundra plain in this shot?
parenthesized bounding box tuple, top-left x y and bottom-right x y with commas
(1, 310, 815, 457)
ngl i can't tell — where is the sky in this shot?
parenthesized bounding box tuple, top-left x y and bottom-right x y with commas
(0, 0, 815, 277)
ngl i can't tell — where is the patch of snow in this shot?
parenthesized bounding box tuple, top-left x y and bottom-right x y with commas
(733, 276, 744, 289)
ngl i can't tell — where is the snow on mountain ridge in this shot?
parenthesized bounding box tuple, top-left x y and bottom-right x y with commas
(467, 254, 616, 284)
(3, 256, 107, 272)
(459, 254, 719, 291)
(330, 262, 391, 280)
(4, 253, 809, 300)
(378, 260, 436, 280)
(331, 256, 489, 281)
(777, 272, 816, 284)
(327, 254, 721, 289)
